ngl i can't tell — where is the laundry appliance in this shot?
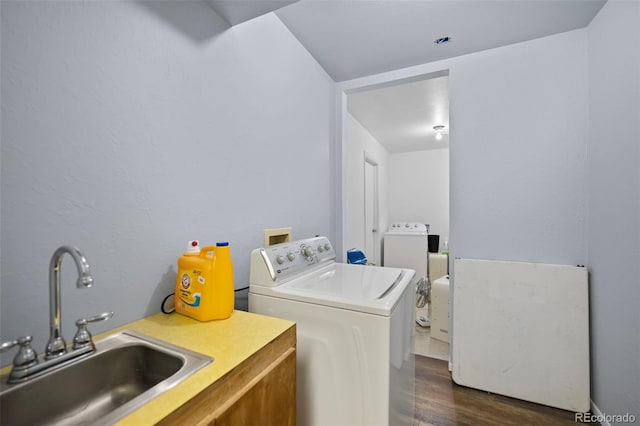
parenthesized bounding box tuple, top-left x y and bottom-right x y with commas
(383, 222, 430, 326)
(383, 222, 429, 277)
(249, 236, 415, 426)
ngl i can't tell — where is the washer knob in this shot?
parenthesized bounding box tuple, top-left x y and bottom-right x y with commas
(287, 252, 295, 261)
(317, 245, 324, 252)
(276, 255, 285, 265)
(301, 245, 314, 259)
(324, 243, 331, 251)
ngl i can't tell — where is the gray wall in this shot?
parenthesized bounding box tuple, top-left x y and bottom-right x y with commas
(2, 1, 638, 418)
(339, 28, 589, 269)
(450, 30, 588, 267)
(337, 20, 636, 418)
(0, 1, 336, 366)
(587, 1, 640, 422)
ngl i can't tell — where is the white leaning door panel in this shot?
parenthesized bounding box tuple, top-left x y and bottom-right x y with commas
(452, 258, 589, 412)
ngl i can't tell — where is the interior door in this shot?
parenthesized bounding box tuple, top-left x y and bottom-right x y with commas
(364, 156, 378, 264)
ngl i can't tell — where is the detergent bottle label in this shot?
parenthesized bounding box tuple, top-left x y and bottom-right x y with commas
(177, 270, 202, 307)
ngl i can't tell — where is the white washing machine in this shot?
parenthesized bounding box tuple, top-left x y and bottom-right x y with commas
(249, 236, 415, 426)
(383, 223, 430, 326)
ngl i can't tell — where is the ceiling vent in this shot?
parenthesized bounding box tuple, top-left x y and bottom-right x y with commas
(434, 36, 451, 45)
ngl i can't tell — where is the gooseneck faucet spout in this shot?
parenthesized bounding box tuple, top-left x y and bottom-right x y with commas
(45, 246, 94, 360)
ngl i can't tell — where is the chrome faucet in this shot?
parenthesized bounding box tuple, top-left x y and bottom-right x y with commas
(45, 246, 94, 359)
(1, 246, 112, 384)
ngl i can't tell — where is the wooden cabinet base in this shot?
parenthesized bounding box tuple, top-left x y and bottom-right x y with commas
(159, 325, 296, 426)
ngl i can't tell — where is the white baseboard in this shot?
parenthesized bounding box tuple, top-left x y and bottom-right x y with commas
(591, 400, 610, 426)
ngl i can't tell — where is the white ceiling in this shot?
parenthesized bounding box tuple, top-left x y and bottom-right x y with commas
(206, 0, 297, 26)
(208, 0, 606, 154)
(273, 0, 605, 154)
(347, 75, 450, 153)
(275, 0, 606, 82)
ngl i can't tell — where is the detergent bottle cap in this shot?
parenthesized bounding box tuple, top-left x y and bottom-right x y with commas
(185, 240, 200, 254)
(216, 242, 229, 247)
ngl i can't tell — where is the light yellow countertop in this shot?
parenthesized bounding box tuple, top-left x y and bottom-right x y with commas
(99, 310, 295, 425)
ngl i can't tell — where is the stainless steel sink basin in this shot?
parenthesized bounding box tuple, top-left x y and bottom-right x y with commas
(0, 330, 212, 425)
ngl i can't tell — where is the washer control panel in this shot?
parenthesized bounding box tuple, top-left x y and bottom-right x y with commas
(250, 236, 336, 285)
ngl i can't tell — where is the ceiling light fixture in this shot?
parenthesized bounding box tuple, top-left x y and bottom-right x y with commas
(433, 125, 445, 140)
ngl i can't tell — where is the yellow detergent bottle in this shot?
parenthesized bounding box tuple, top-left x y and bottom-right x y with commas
(175, 241, 235, 321)
(211, 241, 235, 320)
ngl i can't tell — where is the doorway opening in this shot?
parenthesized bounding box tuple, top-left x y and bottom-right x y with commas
(364, 155, 379, 265)
(342, 70, 450, 361)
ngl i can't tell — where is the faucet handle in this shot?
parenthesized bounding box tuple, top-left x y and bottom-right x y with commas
(0, 336, 38, 369)
(72, 312, 114, 350)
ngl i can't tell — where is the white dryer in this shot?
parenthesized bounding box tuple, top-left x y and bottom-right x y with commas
(249, 236, 415, 426)
(383, 222, 429, 278)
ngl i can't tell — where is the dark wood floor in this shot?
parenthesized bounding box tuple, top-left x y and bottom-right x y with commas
(414, 355, 596, 426)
